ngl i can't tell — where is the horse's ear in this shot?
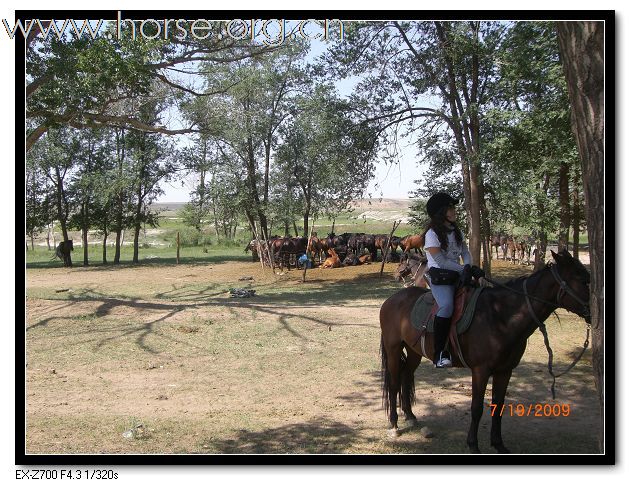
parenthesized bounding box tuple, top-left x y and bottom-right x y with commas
(550, 250, 560, 263)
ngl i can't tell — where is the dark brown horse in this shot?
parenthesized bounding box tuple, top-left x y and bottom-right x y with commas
(379, 250, 590, 453)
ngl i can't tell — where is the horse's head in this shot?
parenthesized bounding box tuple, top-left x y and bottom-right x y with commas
(393, 255, 413, 281)
(550, 249, 591, 323)
(67, 240, 74, 251)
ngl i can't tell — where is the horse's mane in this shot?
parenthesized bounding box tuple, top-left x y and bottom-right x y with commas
(492, 262, 554, 291)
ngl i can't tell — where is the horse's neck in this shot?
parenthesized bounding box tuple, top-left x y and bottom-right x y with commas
(507, 269, 559, 339)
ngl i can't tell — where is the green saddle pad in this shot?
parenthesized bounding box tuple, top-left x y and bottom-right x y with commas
(410, 287, 484, 334)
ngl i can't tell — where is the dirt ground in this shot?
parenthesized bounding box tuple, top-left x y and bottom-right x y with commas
(24, 256, 600, 456)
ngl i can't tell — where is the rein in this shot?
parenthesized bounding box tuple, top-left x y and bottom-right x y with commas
(484, 266, 591, 399)
(402, 258, 425, 288)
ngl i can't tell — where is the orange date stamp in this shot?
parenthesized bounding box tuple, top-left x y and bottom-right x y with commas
(487, 403, 571, 417)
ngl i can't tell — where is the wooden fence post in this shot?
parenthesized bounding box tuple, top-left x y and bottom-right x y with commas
(302, 219, 316, 282)
(380, 220, 401, 277)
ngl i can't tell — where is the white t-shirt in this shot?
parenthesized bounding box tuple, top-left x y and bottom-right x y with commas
(424, 228, 470, 271)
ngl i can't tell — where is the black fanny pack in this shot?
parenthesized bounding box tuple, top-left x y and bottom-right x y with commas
(427, 267, 460, 285)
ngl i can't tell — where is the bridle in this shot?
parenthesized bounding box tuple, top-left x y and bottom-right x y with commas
(485, 263, 591, 399)
(549, 264, 591, 320)
(398, 258, 425, 287)
(485, 263, 590, 320)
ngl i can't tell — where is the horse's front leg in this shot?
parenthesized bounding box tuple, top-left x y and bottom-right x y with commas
(490, 369, 513, 454)
(467, 367, 490, 453)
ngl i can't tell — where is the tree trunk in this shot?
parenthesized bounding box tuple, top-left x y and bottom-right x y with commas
(82, 225, 89, 266)
(133, 222, 141, 264)
(132, 195, 142, 264)
(114, 128, 125, 264)
(572, 166, 581, 258)
(303, 210, 310, 238)
(82, 201, 89, 267)
(102, 229, 108, 265)
(114, 229, 122, 263)
(478, 179, 492, 277)
(54, 167, 72, 267)
(558, 161, 570, 251)
(557, 20, 605, 453)
(534, 174, 551, 270)
(30, 235, 35, 251)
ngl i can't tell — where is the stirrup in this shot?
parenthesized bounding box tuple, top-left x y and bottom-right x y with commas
(435, 351, 452, 368)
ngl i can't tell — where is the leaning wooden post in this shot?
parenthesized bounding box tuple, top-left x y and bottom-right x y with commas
(380, 220, 401, 277)
(249, 223, 266, 270)
(302, 219, 316, 282)
(176, 231, 180, 264)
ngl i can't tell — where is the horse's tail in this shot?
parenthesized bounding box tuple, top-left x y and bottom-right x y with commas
(380, 337, 391, 415)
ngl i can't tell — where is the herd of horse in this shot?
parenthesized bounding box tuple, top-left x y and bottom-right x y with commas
(247, 232, 538, 273)
(246, 232, 425, 271)
(490, 234, 538, 265)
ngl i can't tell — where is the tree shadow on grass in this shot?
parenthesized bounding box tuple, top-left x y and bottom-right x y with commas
(345, 355, 600, 455)
(201, 418, 358, 454)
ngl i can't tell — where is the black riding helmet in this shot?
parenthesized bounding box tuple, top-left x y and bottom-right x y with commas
(426, 192, 459, 218)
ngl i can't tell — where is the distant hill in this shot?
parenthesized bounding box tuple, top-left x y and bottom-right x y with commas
(152, 199, 414, 212)
(349, 198, 414, 211)
(150, 198, 416, 222)
(151, 202, 187, 213)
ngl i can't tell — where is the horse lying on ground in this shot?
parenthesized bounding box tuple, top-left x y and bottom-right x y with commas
(321, 248, 342, 269)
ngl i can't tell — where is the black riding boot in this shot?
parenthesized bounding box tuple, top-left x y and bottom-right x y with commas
(433, 315, 453, 368)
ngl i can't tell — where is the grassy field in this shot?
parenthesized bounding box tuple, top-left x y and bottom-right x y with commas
(24, 251, 599, 456)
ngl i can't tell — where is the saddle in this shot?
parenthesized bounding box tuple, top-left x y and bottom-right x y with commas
(410, 286, 484, 367)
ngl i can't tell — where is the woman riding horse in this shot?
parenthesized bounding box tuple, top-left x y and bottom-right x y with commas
(379, 248, 591, 452)
(423, 192, 484, 368)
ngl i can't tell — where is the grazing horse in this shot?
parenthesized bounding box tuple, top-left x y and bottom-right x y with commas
(402, 234, 425, 254)
(379, 250, 590, 453)
(55, 240, 74, 267)
(393, 253, 428, 288)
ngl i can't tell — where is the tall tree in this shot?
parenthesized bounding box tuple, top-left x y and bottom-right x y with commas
(325, 21, 507, 267)
(25, 20, 275, 151)
(25, 145, 52, 250)
(275, 86, 378, 236)
(556, 20, 605, 453)
(125, 116, 174, 264)
(184, 44, 307, 240)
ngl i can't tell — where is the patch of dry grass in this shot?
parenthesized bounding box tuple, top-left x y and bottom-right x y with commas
(24, 259, 599, 455)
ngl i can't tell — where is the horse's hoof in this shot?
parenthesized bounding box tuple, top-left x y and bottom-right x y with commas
(403, 417, 418, 428)
(388, 428, 401, 438)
